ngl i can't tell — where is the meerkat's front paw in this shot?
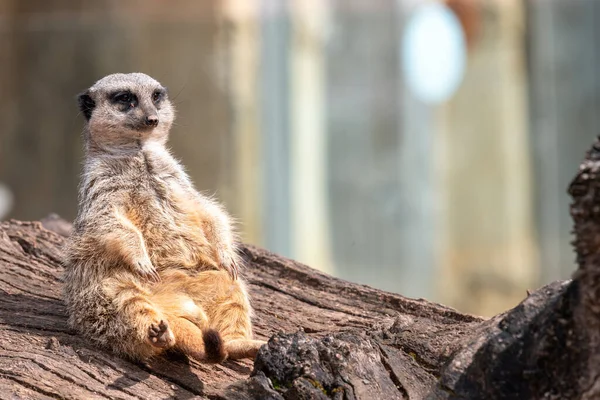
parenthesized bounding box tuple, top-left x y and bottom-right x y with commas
(148, 320, 175, 349)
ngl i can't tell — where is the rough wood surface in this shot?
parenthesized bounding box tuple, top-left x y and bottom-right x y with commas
(2, 139, 600, 399)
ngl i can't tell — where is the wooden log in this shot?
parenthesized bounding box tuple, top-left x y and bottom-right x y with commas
(2, 139, 600, 398)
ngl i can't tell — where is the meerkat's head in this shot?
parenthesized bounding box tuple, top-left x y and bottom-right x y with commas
(78, 73, 175, 151)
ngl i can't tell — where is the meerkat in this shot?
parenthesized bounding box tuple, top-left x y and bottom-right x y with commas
(63, 72, 266, 363)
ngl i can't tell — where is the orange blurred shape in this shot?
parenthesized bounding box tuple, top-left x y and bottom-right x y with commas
(444, 0, 481, 50)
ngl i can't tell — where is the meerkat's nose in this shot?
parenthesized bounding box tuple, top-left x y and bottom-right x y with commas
(145, 115, 159, 127)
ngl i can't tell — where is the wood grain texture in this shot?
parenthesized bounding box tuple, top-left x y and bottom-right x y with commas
(0, 218, 472, 399)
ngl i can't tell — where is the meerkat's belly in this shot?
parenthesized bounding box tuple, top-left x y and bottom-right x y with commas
(129, 183, 218, 271)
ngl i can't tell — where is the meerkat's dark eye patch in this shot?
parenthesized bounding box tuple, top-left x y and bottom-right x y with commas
(78, 91, 96, 121)
(152, 89, 166, 103)
(110, 91, 138, 109)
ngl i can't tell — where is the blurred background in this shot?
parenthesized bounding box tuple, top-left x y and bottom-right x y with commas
(0, 0, 595, 317)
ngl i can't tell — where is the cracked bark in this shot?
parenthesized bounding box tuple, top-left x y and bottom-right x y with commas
(2, 139, 600, 399)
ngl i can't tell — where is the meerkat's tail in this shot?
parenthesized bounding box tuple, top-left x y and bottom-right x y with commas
(202, 328, 227, 362)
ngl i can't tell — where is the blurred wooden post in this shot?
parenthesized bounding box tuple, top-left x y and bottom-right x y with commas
(324, 1, 437, 299)
(289, 0, 333, 273)
(220, 0, 264, 245)
(526, 0, 600, 284)
(436, 0, 538, 316)
(396, 0, 438, 301)
(259, 0, 293, 257)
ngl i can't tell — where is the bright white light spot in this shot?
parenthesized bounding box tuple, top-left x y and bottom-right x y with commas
(402, 2, 466, 104)
(0, 183, 13, 220)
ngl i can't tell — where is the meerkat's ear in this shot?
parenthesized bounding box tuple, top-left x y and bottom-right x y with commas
(77, 91, 95, 121)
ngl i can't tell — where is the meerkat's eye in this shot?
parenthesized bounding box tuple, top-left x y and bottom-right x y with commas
(115, 93, 132, 103)
(152, 90, 164, 103)
(111, 91, 137, 109)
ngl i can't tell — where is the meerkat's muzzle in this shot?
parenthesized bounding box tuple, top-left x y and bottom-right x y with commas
(145, 115, 159, 127)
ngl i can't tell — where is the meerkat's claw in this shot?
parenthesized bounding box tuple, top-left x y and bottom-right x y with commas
(135, 259, 160, 282)
(218, 250, 239, 280)
(148, 320, 175, 348)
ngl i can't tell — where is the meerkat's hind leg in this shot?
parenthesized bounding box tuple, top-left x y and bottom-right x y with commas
(224, 338, 266, 360)
(189, 271, 267, 360)
(151, 290, 210, 330)
(103, 277, 176, 359)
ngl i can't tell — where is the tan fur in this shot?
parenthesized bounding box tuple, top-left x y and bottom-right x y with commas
(63, 73, 265, 363)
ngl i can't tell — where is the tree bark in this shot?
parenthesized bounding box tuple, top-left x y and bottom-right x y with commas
(2, 139, 600, 399)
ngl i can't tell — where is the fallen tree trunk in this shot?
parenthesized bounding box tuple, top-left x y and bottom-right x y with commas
(2, 140, 600, 399)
